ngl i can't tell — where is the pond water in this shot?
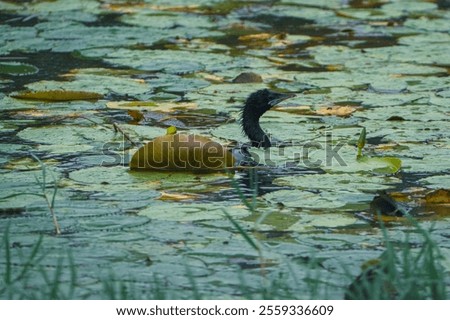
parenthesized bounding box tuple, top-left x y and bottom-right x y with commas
(0, 0, 449, 299)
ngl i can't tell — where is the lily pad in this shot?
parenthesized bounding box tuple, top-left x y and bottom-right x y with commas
(357, 156, 402, 174)
(17, 124, 112, 144)
(274, 173, 400, 193)
(22, 74, 150, 99)
(288, 213, 360, 232)
(263, 189, 347, 209)
(418, 175, 450, 190)
(138, 201, 250, 222)
(0, 62, 39, 76)
(107, 101, 197, 112)
(424, 189, 450, 204)
(12, 90, 103, 101)
(1, 0, 450, 300)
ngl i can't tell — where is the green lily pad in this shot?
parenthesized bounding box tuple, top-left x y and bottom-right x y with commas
(0, 96, 38, 111)
(263, 189, 347, 209)
(418, 175, 450, 190)
(0, 168, 62, 209)
(0, 62, 39, 76)
(357, 156, 402, 174)
(288, 213, 360, 232)
(138, 201, 250, 222)
(274, 173, 400, 193)
(1, 0, 450, 300)
(21, 74, 151, 99)
(17, 125, 114, 149)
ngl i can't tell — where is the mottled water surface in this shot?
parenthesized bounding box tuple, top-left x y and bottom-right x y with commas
(0, 0, 449, 299)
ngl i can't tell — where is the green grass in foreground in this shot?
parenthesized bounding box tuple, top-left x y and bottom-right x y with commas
(0, 169, 447, 299)
(0, 216, 446, 299)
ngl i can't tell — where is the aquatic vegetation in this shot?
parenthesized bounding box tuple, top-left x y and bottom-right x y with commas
(0, 0, 448, 299)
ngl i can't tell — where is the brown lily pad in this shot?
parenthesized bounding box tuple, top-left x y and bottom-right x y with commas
(12, 90, 103, 102)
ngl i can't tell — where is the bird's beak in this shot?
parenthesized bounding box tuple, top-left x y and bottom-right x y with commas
(268, 92, 296, 107)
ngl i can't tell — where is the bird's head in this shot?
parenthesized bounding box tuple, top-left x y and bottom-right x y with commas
(241, 89, 295, 148)
(243, 89, 295, 118)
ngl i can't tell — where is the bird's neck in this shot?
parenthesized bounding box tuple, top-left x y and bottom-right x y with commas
(242, 110, 271, 148)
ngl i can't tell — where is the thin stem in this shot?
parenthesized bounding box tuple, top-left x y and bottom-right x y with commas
(30, 154, 61, 235)
(113, 122, 139, 147)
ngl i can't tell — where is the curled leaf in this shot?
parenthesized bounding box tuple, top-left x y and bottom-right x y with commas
(357, 127, 366, 150)
(129, 133, 235, 172)
(357, 127, 366, 158)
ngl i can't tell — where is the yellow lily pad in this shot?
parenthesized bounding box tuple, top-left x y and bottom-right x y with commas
(157, 192, 198, 201)
(12, 90, 103, 101)
(425, 189, 450, 204)
(107, 101, 197, 112)
(316, 105, 359, 116)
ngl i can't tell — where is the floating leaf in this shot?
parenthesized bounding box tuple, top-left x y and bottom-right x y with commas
(196, 72, 224, 83)
(138, 201, 250, 222)
(264, 189, 346, 209)
(12, 90, 103, 101)
(4, 157, 58, 171)
(0, 62, 38, 76)
(326, 64, 344, 71)
(238, 33, 273, 41)
(358, 155, 402, 174)
(316, 105, 358, 116)
(158, 191, 198, 201)
(275, 173, 400, 193)
(107, 101, 157, 109)
(128, 109, 145, 122)
(107, 101, 197, 112)
(288, 213, 359, 231)
(425, 189, 450, 204)
(232, 72, 263, 83)
(418, 174, 450, 188)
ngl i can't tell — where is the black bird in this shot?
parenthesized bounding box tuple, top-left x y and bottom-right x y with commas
(130, 89, 295, 171)
(369, 192, 405, 217)
(241, 89, 295, 148)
